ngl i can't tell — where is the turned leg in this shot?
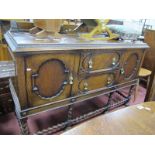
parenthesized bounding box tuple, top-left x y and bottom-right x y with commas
(125, 85, 135, 106)
(67, 105, 73, 127)
(106, 92, 113, 111)
(18, 118, 29, 135)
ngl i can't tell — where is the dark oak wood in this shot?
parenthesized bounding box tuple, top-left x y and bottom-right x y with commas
(62, 102, 155, 135)
(118, 49, 144, 83)
(25, 52, 78, 108)
(4, 30, 148, 134)
(79, 50, 120, 73)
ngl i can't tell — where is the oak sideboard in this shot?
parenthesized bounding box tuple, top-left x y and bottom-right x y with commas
(4, 30, 149, 134)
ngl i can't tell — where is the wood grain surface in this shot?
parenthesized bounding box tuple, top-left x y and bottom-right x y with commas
(62, 102, 155, 135)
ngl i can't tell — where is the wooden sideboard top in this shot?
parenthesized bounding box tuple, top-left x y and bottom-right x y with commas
(62, 102, 155, 135)
(4, 31, 149, 53)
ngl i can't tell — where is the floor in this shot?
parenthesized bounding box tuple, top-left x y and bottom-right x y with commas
(0, 85, 146, 135)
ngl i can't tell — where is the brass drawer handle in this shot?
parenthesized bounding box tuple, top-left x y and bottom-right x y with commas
(107, 77, 112, 85)
(88, 59, 93, 69)
(69, 73, 74, 85)
(112, 57, 117, 66)
(107, 79, 111, 85)
(83, 81, 88, 91)
(120, 68, 125, 75)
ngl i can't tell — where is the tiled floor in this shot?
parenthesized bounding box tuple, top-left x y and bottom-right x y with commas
(0, 85, 146, 135)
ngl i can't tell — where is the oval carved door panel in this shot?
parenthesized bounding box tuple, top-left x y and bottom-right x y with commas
(123, 53, 139, 79)
(118, 50, 143, 83)
(25, 53, 77, 107)
(32, 59, 68, 99)
(78, 73, 115, 93)
(80, 51, 120, 73)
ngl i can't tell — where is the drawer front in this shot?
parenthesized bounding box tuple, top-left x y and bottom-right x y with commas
(78, 72, 118, 93)
(25, 52, 79, 107)
(118, 49, 144, 82)
(79, 50, 121, 74)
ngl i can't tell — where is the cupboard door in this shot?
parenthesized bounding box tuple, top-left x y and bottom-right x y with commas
(25, 52, 77, 107)
(118, 49, 144, 82)
(79, 50, 121, 73)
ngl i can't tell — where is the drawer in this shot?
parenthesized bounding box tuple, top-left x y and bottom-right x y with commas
(79, 50, 121, 74)
(78, 71, 118, 93)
